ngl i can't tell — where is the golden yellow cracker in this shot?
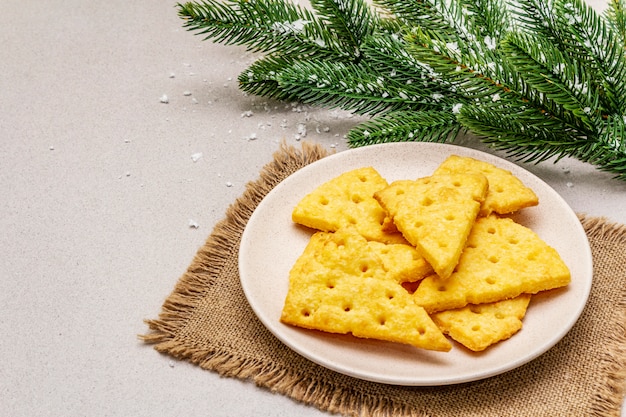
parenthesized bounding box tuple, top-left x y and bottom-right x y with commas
(292, 167, 407, 244)
(434, 155, 538, 216)
(414, 215, 571, 313)
(368, 240, 433, 283)
(281, 228, 452, 352)
(374, 174, 489, 279)
(431, 294, 531, 352)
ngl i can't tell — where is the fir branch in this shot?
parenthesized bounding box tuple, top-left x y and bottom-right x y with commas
(347, 110, 461, 146)
(310, 0, 380, 53)
(606, 0, 626, 42)
(177, 0, 347, 59)
(237, 55, 298, 101)
(177, 0, 626, 180)
(276, 60, 440, 115)
(499, 32, 600, 131)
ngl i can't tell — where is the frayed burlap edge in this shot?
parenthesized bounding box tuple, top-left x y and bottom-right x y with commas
(579, 215, 626, 417)
(141, 143, 626, 417)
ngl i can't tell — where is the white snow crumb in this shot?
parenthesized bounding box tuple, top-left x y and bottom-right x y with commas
(226, 181, 233, 187)
(188, 219, 200, 229)
(492, 93, 501, 102)
(168, 360, 176, 368)
(452, 103, 463, 114)
(330, 143, 336, 148)
(183, 63, 191, 67)
(49, 145, 55, 150)
(484, 36, 497, 51)
(191, 98, 198, 104)
(296, 123, 307, 137)
(363, 130, 370, 137)
(566, 182, 574, 188)
(246, 133, 258, 141)
(241, 110, 254, 118)
(191, 152, 203, 162)
(431, 93, 444, 102)
(583, 107, 592, 114)
(169, 72, 175, 78)
(124, 139, 131, 143)
(159, 94, 169, 103)
(125, 172, 131, 177)
(183, 91, 192, 96)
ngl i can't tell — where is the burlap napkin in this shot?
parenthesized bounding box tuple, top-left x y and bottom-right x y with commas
(142, 142, 626, 417)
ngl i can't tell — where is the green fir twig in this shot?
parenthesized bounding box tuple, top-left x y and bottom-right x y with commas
(176, 0, 626, 180)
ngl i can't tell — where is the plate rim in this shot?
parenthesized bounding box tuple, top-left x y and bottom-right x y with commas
(238, 142, 593, 386)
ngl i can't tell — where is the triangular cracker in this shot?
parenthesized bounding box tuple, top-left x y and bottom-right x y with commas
(292, 167, 407, 244)
(281, 228, 452, 352)
(413, 215, 571, 313)
(434, 155, 539, 216)
(431, 294, 532, 352)
(374, 173, 489, 279)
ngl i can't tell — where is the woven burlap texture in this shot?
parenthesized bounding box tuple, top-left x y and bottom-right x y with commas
(143, 142, 626, 417)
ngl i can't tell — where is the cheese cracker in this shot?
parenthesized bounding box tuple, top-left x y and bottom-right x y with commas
(292, 167, 407, 244)
(374, 173, 489, 279)
(281, 228, 452, 352)
(434, 155, 538, 216)
(431, 294, 531, 351)
(413, 215, 570, 313)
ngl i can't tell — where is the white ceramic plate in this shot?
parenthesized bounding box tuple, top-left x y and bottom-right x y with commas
(238, 142, 593, 386)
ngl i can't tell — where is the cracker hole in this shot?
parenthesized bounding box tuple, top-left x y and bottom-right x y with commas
(395, 189, 405, 196)
(326, 281, 335, 289)
(444, 214, 455, 221)
(437, 285, 447, 292)
(453, 181, 462, 187)
(301, 309, 311, 317)
(358, 175, 368, 182)
(469, 306, 482, 314)
(360, 263, 369, 273)
(486, 277, 497, 285)
(347, 217, 357, 225)
(508, 237, 519, 245)
(527, 253, 537, 261)
(495, 312, 504, 319)
(495, 186, 504, 193)
(488, 256, 499, 264)
(351, 194, 363, 204)
(343, 304, 352, 312)
(386, 291, 395, 300)
(472, 325, 481, 331)
(417, 327, 426, 336)
(438, 241, 448, 248)
(378, 316, 387, 326)
(487, 227, 496, 234)
(421, 197, 433, 207)
(414, 221, 423, 228)
(319, 196, 329, 205)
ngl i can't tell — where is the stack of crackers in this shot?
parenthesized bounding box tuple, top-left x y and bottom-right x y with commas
(280, 155, 571, 352)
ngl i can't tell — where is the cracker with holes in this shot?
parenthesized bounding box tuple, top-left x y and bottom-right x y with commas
(374, 174, 489, 279)
(291, 167, 407, 244)
(280, 227, 452, 352)
(413, 215, 571, 313)
(433, 155, 539, 216)
(431, 294, 532, 351)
